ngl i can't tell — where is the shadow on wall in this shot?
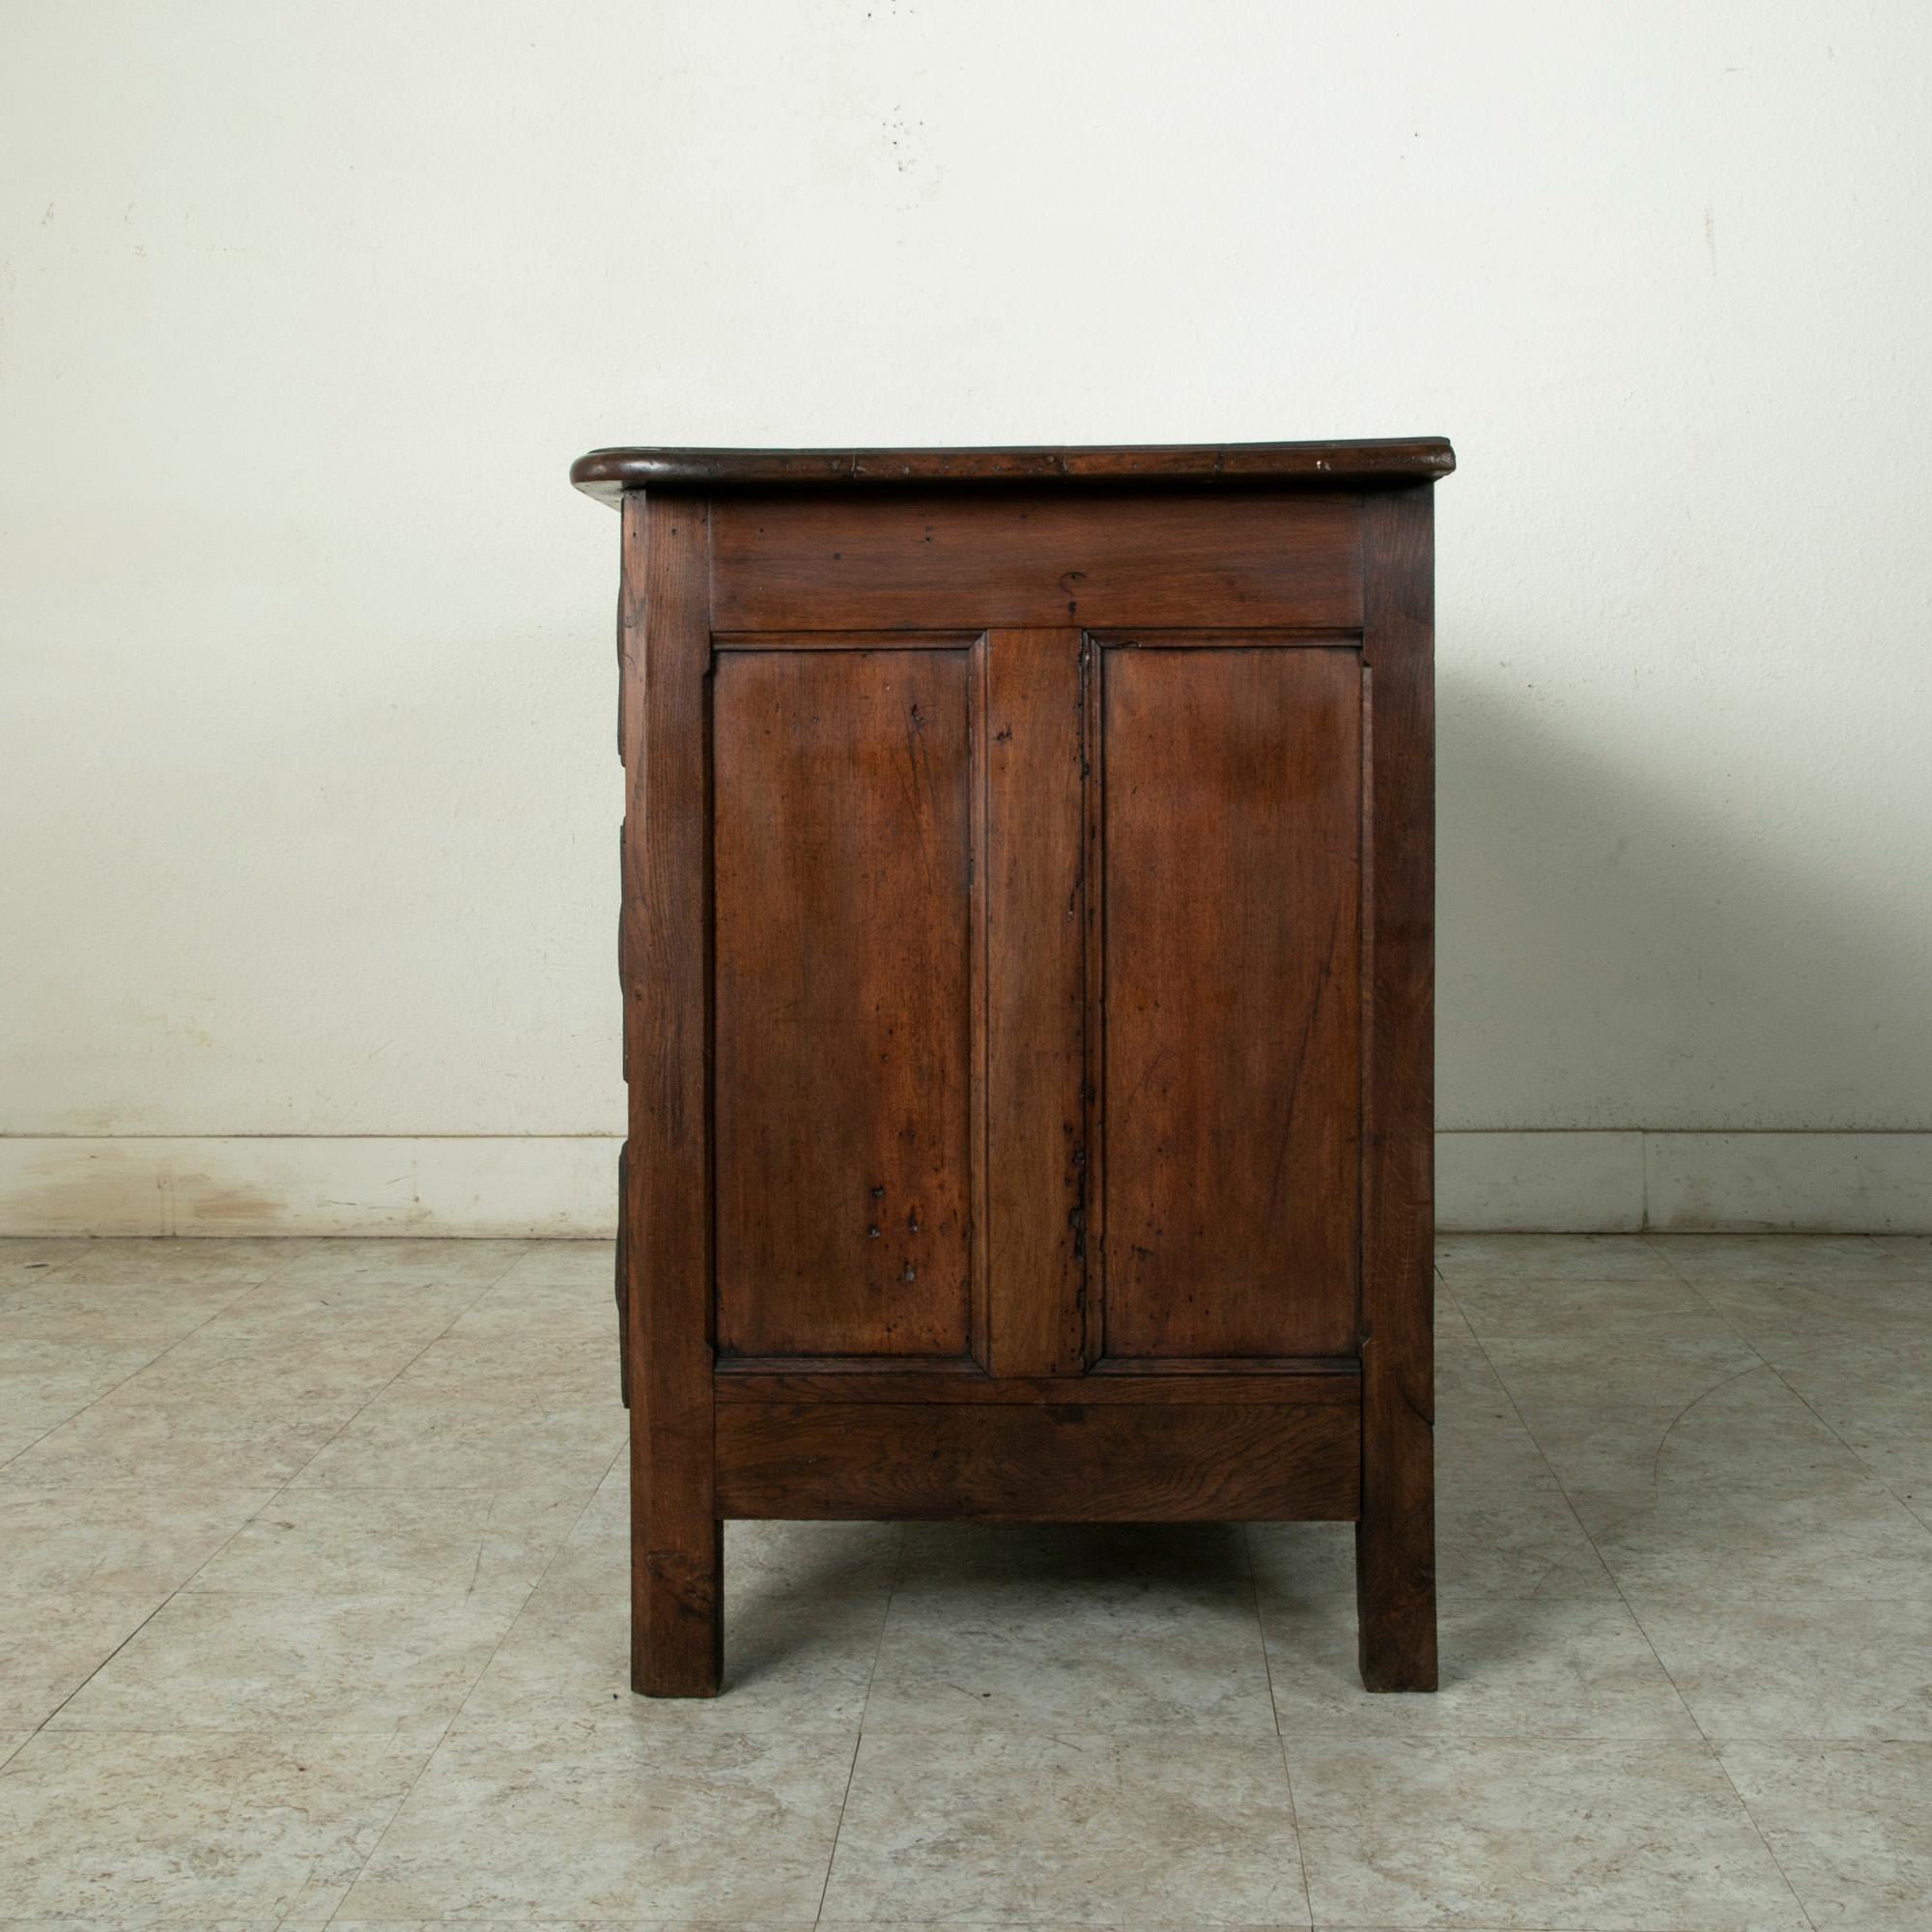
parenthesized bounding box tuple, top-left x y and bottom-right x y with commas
(1435, 667, 1930, 1134)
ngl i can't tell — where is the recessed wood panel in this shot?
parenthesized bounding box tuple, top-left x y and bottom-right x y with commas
(1098, 645, 1362, 1360)
(711, 488, 1363, 631)
(713, 647, 977, 1359)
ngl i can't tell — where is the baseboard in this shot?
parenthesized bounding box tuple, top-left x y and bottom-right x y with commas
(0, 1137, 617, 1238)
(1437, 1130, 1932, 1234)
(0, 1131, 1927, 1237)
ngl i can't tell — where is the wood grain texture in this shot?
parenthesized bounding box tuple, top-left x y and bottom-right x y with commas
(620, 492, 722, 1696)
(713, 1367, 1360, 1406)
(572, 437, 1455, 501)
(710, 489, 1363, 632)
(715, 1401, 1361, 1521)
(591, 443, 1446, 1695)
(712, 646, 977, 1360)
(1096, 644, 1362, 1361)
(985, 629, 1087, 1376)
(1354, 486, 1438, 1692)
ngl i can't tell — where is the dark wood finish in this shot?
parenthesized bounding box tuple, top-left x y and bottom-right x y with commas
(1355, 487, 1439, 1691)
(588, 439, 1448, 1697)
(985, 630, 1087, 1378)
(712, 643, 978, 1361)
(713, 1367, 1360, 1406)
(614, 1140, 631, 1408)
(573, 437, 1455, 501)
(716, 1401, 1361, 1522)
(709, 489, 1362, 632)
(619, 493, 722, 1696)
(1095, 642, 1362, 1363)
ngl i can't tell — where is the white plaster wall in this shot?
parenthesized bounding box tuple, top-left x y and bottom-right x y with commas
(4, 3, 1930, 1226)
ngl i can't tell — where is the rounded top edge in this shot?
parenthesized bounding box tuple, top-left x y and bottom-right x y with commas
(569, 438, 1455, 503)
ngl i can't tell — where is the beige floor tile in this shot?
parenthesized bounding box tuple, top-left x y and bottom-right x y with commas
(1719, 1740, 1932, 1932)
(263, 1236, 531, 1292)
(2, 1231, 1919, 1922)
(232, 1278, 505, 1342)
(867, 1572, 1275, 1735)
(1481, 1332, 1766, 1410)
(341, 1720, 855, 1920)
(0, 1591, 160, 1727)
(385, 1330, 614, 1402)
(1288, 1735, 1806, 1930)
(1452, 1271, 1731, 1337)
(1692, 1274, 1932, 1347)
(51, 1585, 530, 1733)
(1631, 1594, 1932, 1741)
(1874, 1235, 1932, 1277)
(28, 1237, 313, 1287)
(482, 1237, 618, 1294)
(1435, 1236, 1678, 1284)
(1516, 1364, 1877, 1498)
(0, 1386, 96, 1467)
(1262, 1592, 1698, 1741)
(0, 1724, 428, 1921)
(0, 1484, 272, 1596)
(1651, 1235, 1900, 1284)
(822, 1730, 1307, 1925)
(1435, 1410, 1554, 1497)
(1765, 1351, 1932, 1504)
(0, 1276, 256, 1350)
(1435, 1330, 1520, 1419)
(1252, 1491, 1616, 1604)
(0, 1355, 162, 1448)
(442, 1288, 617, 1343)
(3, 1393, 356, 1488)
(292, 1391, 625, 1492)
(1575, 1482, 1932, 1599)
(117, 1321, 434, 1404)
(0, 1237, 76, 1287)
(459, 1586, 880, 1733)
(186, 1485, 585, 1598)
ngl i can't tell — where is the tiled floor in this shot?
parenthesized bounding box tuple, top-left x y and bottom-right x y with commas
(0, 1234, 1928, 1928)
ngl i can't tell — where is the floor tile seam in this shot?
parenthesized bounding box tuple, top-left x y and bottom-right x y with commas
(1751, 1353, 1932, 1524)
(307, 1704, 469, 1931)
(1475, 1332, 1823, 1932)
(1245, 1522, 1318, 1927)
(0, 1266, 300, 1471)
(849, 1523, 911, 1736)
(280, 1411, 620, 1794)
(420, 1445, 626, 1750)
(1706, 1736, 1825, 1932)
(0, 1289, 327, 1720)
(1456, 1316, 1719, 1759)
(305, 1353, 552, 1932)
(258, 1245, 545, 1492)
(810, 1730, 867, 1926)
(821, 1523, 914, 1920)
(116, 1247, 558, 1661)
(19, 1235, 318, 1298)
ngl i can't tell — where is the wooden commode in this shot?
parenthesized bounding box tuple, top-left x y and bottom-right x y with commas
(571, 439, 1453, 1695)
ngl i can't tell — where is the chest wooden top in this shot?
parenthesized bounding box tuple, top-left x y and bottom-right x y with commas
(571, 438, 1455, 503)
